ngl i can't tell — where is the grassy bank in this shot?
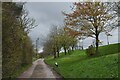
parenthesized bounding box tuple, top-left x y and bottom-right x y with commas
(45, 43, 119, 78)
(99, 43, 119, 56)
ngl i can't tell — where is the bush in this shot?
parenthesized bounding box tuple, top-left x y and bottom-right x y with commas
(86, 45, 95, 56)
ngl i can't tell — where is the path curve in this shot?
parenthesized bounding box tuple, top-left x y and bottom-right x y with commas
(18, 59, 62, 79)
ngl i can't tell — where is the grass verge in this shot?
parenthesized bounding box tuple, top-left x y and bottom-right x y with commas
(45, 43, 119, 78)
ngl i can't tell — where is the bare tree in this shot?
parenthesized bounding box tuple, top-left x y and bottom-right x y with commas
(19, 9, 37, 33)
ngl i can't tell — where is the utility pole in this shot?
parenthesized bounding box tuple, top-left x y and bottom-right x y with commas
(36, 37, 39, 58)
(105, 33, 112, 45)
(107, 35, 109, 45)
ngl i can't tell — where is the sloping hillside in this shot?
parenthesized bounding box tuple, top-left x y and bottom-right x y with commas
(45, 43, 119, 78)
(99, 43, 119, 56)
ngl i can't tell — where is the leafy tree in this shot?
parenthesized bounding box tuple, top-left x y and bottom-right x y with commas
(2, 3, 24, 77)
(64, 26, 85, 50)
(2, 2, 36, 78)
(43, 25, 77, 58)
(63, 2, 118, 54)
(43, 37, 54, 56)
(60, 30, 77, 55)
(47, 25, 62, 58)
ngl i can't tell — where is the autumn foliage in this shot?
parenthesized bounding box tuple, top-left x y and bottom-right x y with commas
(63, 2, 117, 54)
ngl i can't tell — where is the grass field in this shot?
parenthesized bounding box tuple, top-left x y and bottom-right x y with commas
(45, 43, 119, 78)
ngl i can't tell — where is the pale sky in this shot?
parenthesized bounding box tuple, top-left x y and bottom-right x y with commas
(25, 2, 118, 51)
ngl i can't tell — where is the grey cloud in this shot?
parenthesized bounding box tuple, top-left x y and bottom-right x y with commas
(25, 2, 118, 50)
(25, 2, 72, 48)
(25, 2, 72, 24)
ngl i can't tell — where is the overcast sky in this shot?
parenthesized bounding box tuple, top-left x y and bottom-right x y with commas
(25, 2, 72, 49)
(25, 2, 118, 52)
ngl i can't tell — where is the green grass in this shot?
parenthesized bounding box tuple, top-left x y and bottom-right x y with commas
(98, 43, 119, 56)
(45, 43, 119, 78)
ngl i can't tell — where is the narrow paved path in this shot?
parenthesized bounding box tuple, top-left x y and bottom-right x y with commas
(18, 59, 62, 79)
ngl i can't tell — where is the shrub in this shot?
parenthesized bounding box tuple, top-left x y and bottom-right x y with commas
(86, 45, 95, 56)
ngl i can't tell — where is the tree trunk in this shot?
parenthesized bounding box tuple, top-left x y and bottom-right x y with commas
(57, 52, 59, 57)
(64, 47, 67, 55)
(57, 48, 59, 57)
(82, 40, 84, 50)
(54, 52, 56, 58)
(68, 49, 70, 54)
(95, 33, 99, 54)
(53, 48, 56, 58)
(95, 25, 99, 54)
(72, 46, 74, 51)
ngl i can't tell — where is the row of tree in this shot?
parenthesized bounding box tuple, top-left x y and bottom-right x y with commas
(43, 25, 78, 58)
(2, 2, 36, 78)
(63, 2, 118, 54)
(43, 2, 118, 58)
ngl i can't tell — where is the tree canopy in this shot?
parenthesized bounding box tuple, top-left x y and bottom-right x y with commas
(2, 2, 36, 78)
(63, 2, 118, 54)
